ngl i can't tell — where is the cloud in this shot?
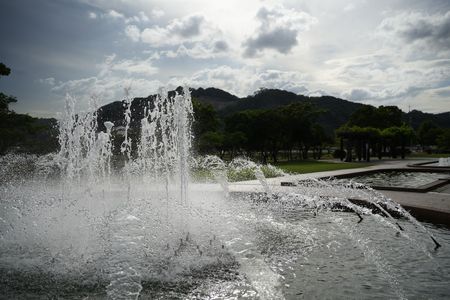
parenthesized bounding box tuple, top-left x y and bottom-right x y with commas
(124, 13, 228, 59)
(343, 3, 356, 12)
(343, 88, 375, 100)
(109, 58, 158, 76)
(161, 40, 229, 59)
(378, 11, 450, 59)
(244, 28, 298, 56)
(243, 5, 317, 57)
(149, 9, 164, 19)
(51, 60, 310, 99)
(39, 77, 56, 86)
(137, 11, 149, 22)
(90, 7, 163, 25)
(96, 53, 159, 77)
(135, 14, 212, 47)
(50, 54, 161, 110)
(213, 40, 229, 52)
(328, 54, 450, 104)
(107, 9, 124, 19)
(124, 10, 164, 23)
(125, 25, 140, 42)
(169, 14, 204, 37)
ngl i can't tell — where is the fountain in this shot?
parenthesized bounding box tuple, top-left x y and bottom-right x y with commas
(0, 88, 449, 299)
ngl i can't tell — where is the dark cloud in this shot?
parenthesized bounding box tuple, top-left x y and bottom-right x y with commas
(170, 15, 204, 37)
(244, 28, 298, 57)
(213, 40, 229, 52)
(345, 88, 372, 100)
(380, 11, 450, 50)
(243, 5, 316, 57)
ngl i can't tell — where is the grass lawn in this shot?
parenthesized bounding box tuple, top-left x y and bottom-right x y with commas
(275, 160, 373, 174)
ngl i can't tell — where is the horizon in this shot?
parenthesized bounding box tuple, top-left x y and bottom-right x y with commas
(1, 0, 449, 117)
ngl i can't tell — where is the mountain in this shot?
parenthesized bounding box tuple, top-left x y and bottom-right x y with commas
(97, 97, 152, 131)
(308, 96, 366, 134)
(191, 87, 239, 111)
(405, 110, 450, 129)
(95, 87, 449, 136)
(219, 88, 302, 115)
(218, 89, 366, 134)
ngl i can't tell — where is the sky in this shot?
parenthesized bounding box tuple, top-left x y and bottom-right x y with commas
(0, 0, 449, 117)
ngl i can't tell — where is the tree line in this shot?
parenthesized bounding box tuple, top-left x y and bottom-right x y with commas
(193, 99, 450, 163)
(194, 100, 332, 163)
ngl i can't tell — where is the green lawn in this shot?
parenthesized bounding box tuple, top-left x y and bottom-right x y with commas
(275, 160, 373, 174)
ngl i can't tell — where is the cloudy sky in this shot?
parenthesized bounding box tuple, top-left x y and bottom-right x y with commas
(0, 0, 449, 117)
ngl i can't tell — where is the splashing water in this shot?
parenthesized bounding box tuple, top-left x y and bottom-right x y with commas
(0, 87, 449, 299)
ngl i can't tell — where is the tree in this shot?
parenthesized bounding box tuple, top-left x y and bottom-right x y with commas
(0, 63, 11, 76)
(279, 102, 320, 160)
(222, 131, 247, 158)
(192, 99, 221, 154)
(0, 62, 16, 114)
(436, 129, 450, 152)
(349, 105, 402, 129)
(0, 93, 17, 114)
(417, 120, 443, 149)
(311, 124, 328, 159)
(381, 125, 415, 159)
(377, 106, 403, 128)
(197, 131, 224, 154)
(336, 125, 380, 162)
(192, 99, 219, 137)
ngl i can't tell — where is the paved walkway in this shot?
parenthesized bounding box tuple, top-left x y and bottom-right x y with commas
(228, 159, 450, 224)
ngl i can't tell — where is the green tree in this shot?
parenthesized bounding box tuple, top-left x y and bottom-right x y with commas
(417, 120, 443, 148)
(279, 102, 320, 160)
(0, 93, 17, 114)
(192, 99, 222, 154)
(192, 99, 219, 137)
(436, 129, 450, 152)
(381, 125, 415, 159)
(336, 125, 381, 162)
(223, 131, 247, 158)
(0, 62, 16, 114)
(197, 131, 224, 154)
(349, 105, 402, 129)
